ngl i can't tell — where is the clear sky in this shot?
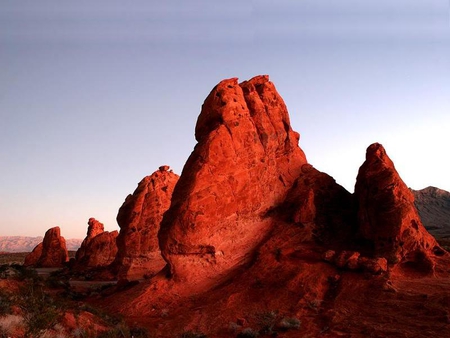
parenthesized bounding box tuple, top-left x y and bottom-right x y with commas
(1, 0, 449, 238)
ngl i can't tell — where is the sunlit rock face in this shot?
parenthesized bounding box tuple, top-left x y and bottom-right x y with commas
(24, 226, 68, 268)
(158, 75, 308, 286)
(112, 166, 179, 281)
(354, 143, 443, 268)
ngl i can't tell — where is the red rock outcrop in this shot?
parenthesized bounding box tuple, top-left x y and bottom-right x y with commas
(354, 143, 443, 267)
(23, 242, 43, 267)
(75, 218, 105, 262)
(158, 75, 308, 286)
(112, 166, 179, 280)
(74, 218, 118, 268)
(24, 227, 68, 268)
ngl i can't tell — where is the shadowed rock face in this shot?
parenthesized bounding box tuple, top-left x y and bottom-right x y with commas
(24, 227, 68, 268)
(354, 143, 442, 266)
(75, 218, 118, 268)
(113, 166, 179, 280)
(158, 75, 308, 285)
(282, 163, 357, 247)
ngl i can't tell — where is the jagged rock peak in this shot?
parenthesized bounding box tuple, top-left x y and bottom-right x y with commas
(159, 75, 307, 286)
(355, 143, 444, 268)
(112, 167, 179, 281)
(195, 75, 304, 159)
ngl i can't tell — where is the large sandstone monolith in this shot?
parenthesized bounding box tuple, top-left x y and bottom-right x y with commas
(24, 227, 69, 268)
(354, 143, 443, 267)
(112, 166, 179, 280)
(159, 75, 308, 286)
(74, 218, 118, 268)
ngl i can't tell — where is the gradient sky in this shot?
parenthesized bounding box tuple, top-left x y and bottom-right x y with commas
(1, 0, 449, 238)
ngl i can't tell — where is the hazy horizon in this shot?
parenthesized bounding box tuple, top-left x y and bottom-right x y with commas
(1, 1, 449, 238)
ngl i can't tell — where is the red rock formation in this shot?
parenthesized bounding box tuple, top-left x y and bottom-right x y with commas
(354, 143, 443, 267)
(23, 242, 43, 267)
(23, 227, 68, 268)
(159, 75, 308, 286)
(75, 218, 105, 262)
(113, 166, 179, 281)
(74, 218, 118, 268)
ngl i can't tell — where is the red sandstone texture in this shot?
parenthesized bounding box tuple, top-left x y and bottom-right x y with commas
(24, 227, 68, 268)
(159, 75, 307, 286)
(75, 218, 118, 268)
(112, 166, 179, 280)
(354, 143, 443, 267)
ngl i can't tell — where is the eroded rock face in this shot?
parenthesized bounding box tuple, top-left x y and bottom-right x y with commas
(159, 75, 308, 285)
(75, 218, 118, 268)
(113, 166, 179, 280)
(24, 227, 68, 268)
(354, 143, 442, 266)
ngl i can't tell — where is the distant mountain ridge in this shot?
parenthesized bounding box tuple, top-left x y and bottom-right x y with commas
(0, 236, 82, 252)
(412, 186, 450, 240)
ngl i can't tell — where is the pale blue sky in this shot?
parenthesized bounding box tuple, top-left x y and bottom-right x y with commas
(1, 1, 449, 238)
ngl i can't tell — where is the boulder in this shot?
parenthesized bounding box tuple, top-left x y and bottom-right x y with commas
(159, 75, 307, 285)
(112, 167, 179, 280)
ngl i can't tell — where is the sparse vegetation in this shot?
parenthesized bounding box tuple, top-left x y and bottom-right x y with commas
(19, 281, 62, 336)
(0, 263, 151, 337)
